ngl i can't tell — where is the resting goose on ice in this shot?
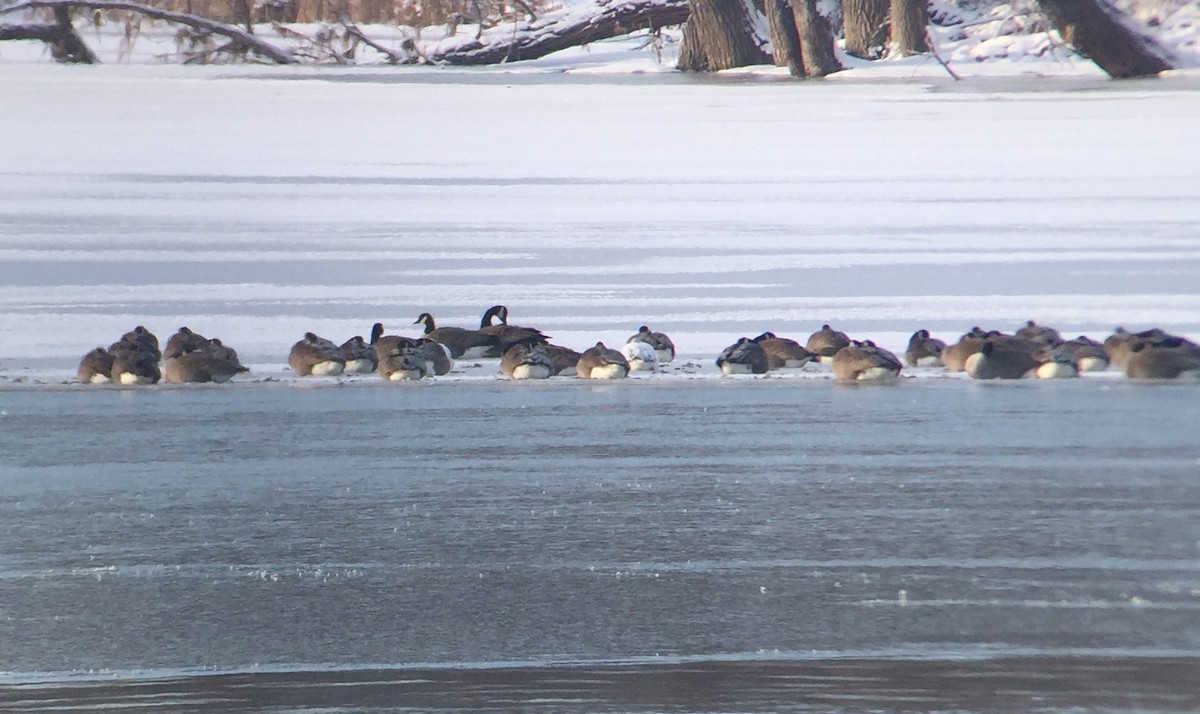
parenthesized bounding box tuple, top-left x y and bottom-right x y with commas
(1125, 336, 1200, 379)
(163, 326, 209, 360)
(751, 332, 814, 370)
(500, 343, 555, 380)
(831, 340, 902, 382)
(338, 336, 377, 374)
(620, 339, 658, 372)
(377, 346, 428, 381)
(805, 324, 851, 363)
(77, 347, 115, 384)
(542, 344, 582, 376)
(288, 332, 346, 376)
(1062, 336, 1109, 373)
(163, 351, 249, 384)
(904, 329, 947, 368)
(576, 342, 630, 379)
(626, 325, 676, 363)
(118, 325, 161, 361)
(107, 339, 161, 384)
(716, 337, 768, 375)
(965, 341, 1040, 380)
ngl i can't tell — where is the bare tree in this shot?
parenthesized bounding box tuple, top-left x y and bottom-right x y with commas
(764, 0, 802, 73)
(677, 0, 769, 72)
(889, 0, 926, 55)
(1036, 0, 1174, 78)
(842, 0, 887, 58)
(0, 0, 298, 62)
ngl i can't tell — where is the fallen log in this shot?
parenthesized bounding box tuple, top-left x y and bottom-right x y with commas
(426, 0, 689, 65)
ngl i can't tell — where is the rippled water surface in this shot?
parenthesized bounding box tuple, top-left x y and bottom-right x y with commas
(1, 379, 1198, 711)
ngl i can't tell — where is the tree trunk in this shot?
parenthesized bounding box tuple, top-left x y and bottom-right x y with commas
(677, 0, 769, 72)
(842, 0, 887, 59)
(764, 0, 803, 74)
(1036, 0, 1173, 78)
(889, 0, 926, 55)
(50, 6, 97, 62)
(793, 0, 840, 76)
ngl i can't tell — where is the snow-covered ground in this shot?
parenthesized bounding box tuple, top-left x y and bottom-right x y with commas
(1, 4, 1199, 385)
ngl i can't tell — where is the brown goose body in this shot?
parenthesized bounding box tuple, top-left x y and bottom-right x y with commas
(716, 337, 768, 375)
(289, 333, 346, 376)
(905, 329, 946, 368)
(77, 347, 115, 384)
(805, 324, 850, 362)
(751, 332, 814, 370)
(832, 340, 902, 382)
(500, 343, 555, 380)
(577, 341, 629, 379)
(626, 325, 676, 363)
(163, 352, 248, 384)
(414, 313, 496, 360)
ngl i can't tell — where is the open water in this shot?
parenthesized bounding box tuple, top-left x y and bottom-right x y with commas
(1, 378, 1198, 711)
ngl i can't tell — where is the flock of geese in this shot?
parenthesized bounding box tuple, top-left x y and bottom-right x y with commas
(75, 304, 1200, 385)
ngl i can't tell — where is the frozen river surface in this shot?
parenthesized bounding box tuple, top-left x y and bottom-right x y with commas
(1, 379, 1199, 711)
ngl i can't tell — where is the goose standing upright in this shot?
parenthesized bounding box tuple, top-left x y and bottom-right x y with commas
(478, 305, 549, 358)
(414, 312, 495, 359)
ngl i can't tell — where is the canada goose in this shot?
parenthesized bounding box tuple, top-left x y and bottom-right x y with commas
(620, 339, 658, 372)
(716, 337, 768, 375)
(542, 344, 582, 376)
(1062, 336, 1109, 372)
(162, 352, 249, 384)
(942, 328, 998, 372)
(369, 322, 423, 360)
(904, 329, 946, 367)
(805, 324, 850, 362)
(202, 338, 244, 368)
(1031, 344, 1079, 379)
(626, 325, 676, 363)
(411, 338, 454, 376)
(288, 333, 346, 376)
(1015, 320, 1064, 346)
(831, 340, 902, 382)
(1125, 337, 1200, 379)
(107, 340, 161, 384)
(377, 346, 427, 381)
(966, 341, 1040, 380)
(577, 341, 629, 379)
(118, 325, 161, 361)
(163, 326, 208, 359)
(478, 305, 550, 358)
(77, 347, 114, 384)
(500, 343, 555, 380)
(338, 336, 377, 374)
(413, 312, 495, 360)
(751, 332, 814, 369)
(1105, 327, 1173, 370)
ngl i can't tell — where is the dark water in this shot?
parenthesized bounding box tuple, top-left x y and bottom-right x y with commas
(1, 379, 1199, 712)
